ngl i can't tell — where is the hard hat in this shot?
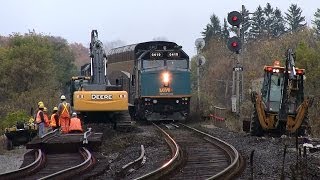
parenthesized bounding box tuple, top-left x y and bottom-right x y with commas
(43, 107, 47, 112)
(53, 107, 58, 111)
(39, 104, 44, 109)
(38, 101, 44, 106)
(72, 112, 77, 117)
(60, 95, 66, 100)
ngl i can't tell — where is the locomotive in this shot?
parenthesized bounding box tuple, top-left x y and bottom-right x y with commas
(107, 41, 191, 121)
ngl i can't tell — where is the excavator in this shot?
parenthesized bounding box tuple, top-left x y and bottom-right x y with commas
(247, 49, 313, 136)
(70, 30, 132, 128)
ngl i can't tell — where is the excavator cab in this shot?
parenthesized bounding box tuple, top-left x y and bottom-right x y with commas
(261, 62, 304, 115)
(247, 50, 311, 136)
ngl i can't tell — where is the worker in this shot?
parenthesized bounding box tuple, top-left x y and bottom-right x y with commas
(35, 104, 46, 137)
(69, 112, 83, 133)
(43, 107, 50, 128)
(50, 107, 59, 130)
(38, 101, 44, 107)
(57, 95, 71, 133)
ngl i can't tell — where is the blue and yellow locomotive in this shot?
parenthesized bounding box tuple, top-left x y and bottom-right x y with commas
(107, 41, 191, 121)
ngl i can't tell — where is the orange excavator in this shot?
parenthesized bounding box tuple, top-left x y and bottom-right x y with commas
(248, 49, 313, 136)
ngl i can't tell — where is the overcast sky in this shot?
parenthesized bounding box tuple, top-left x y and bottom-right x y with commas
(1, 0, 319, 56)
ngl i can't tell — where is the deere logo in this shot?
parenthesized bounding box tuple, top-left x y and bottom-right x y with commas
(91, 94, 113, 100)
(159, 87, 172, 93)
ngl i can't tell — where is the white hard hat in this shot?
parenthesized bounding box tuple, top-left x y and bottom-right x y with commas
(60, 95, 66, 100)
(72, 112, 77, 117)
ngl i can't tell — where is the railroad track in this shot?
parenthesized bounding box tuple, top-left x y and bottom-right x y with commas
(134, 122, 244, 180)
(170, 123, 245, 179)
(0, 130, 96, 180)
(0, 149, 45, 180)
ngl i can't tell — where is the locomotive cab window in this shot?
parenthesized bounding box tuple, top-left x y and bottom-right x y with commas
(142, 60, 164, 69)
(166, 59, 188, 69)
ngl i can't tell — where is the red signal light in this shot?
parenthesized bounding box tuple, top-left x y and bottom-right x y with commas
(227, 11, 243, 26)
(227, 36, 242, 53)
(231, 42, 238, 47)
(232, 16, 238, 21)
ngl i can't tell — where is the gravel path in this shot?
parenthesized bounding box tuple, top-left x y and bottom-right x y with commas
(0, 146, 29, 174)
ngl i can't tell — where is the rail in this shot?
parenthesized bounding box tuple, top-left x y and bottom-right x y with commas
(116, 145, 146, 178)
(39, 147, 95, 180)
(179, 123, 244, 179)
(41, 128, 59, 143)
(135, 123, 181, 179)
(0, 149, 45, 179)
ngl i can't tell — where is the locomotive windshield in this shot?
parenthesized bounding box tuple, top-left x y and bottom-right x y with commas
(142, 60, 164, 69)
(167, 59, 188, 69)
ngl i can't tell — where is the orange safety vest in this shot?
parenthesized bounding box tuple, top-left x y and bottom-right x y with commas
(36, 110, 44, 124)
(69, 117, 83, 132)
(60, 103, 70, 118)
(50, 113, 58, 127)
(44, 113, 49, 127)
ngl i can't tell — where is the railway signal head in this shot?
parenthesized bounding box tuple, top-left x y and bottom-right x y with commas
(227, 11, 243, 27)
(227, 36, 242, 53)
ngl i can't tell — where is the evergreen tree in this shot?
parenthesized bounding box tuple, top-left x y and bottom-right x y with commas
(264, 3, 274, 36)
(221, 18, 229, 40)
(285, 4, 306, 32)
(249, 6, 265, 39)
(202, 13, 221, 42)
(202, 24, 213, 42)
(271, 8, 286, 37)
(312, 8, 320, 35)
(241, 5, 251, 41)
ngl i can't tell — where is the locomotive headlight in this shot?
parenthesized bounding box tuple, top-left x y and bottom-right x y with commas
(153, 99, 157, 104)
(162, 72, 170, 87)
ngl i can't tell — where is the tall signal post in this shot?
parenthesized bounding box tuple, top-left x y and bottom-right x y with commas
(227, 10, 243, 116)
(195, 38, 206, 112)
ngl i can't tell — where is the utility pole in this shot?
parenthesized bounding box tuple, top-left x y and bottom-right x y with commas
(195, 38, 205, 112)
(227, 10, 243, 116)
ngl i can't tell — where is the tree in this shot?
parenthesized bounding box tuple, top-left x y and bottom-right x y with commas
(221, 18, 229, 40)
(0, 32, 77, 127)
(285, 4, 306, 32)
(313, 8, 320, 35)
(264, 3, 274, 36)
(249, 6, 266, 39)
(241, 5, 251, 41)
(70, 43, 89, 69)
(202, 13, 221, 42)
(271, 8, 286, 37)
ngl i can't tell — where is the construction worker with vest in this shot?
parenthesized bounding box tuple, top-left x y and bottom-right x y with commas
(50, 107, 59, 130)
(34, 101, 44, 123)
(57, 95, 71, 133)
(35, 104, 46, 137)
(43, 107, 50, 128)
(69, 112, 83, 133)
